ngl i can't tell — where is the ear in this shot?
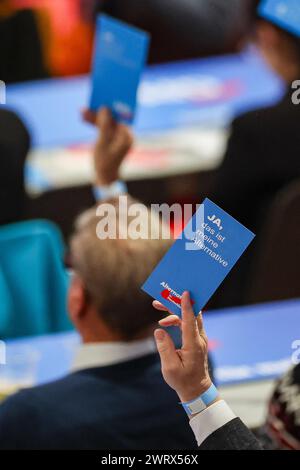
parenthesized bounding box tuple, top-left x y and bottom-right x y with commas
(68, 275, 87, 324)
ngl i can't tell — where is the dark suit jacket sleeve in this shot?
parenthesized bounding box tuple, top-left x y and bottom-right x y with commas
(199, 418, 263, 450)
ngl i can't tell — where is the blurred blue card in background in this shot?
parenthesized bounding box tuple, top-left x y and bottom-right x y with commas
(89, 14, 150, 123)
(142, 199, 255, 316)
(258, 0, 300, 38)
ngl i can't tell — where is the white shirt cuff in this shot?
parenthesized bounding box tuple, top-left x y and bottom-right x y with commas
(189, 400, 236, 447)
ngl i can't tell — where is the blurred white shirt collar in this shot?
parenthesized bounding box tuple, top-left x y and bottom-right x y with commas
(71, 338, 156, 372)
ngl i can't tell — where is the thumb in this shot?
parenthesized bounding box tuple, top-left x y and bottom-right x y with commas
(154, 329, 180, 370)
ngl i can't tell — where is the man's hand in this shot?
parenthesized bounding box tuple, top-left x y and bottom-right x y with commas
(153, 291, 212, 404)
(82, 108, 133, 186)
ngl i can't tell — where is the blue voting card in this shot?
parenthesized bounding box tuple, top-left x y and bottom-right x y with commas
(142, 198, 255, 316)
(258, 0, 300, 38)
(89, 14, 150, 123)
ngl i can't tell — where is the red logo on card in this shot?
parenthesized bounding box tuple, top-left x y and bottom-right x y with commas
(161, 289, 195, 307)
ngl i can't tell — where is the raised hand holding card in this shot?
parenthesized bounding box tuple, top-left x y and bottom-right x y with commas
(90, 14, 150, 123)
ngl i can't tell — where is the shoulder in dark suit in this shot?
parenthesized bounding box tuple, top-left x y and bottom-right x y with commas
(0, 353, 196, 450)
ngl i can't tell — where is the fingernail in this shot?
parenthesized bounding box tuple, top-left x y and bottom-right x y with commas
(154, 329, 165, 342)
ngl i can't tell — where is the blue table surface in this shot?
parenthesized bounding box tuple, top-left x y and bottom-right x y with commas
(4, 48, 284, 149)
(2, 298, 300, 387)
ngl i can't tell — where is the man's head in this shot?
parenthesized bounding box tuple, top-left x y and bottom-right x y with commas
(253, 1, 300, 82)
(68, 197, 172, 342)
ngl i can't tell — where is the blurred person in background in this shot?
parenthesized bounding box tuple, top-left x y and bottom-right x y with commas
(152, 291, 262, 450)
(256, 363, 300, 450)
(0, 118, 197, 449)
(206, 0, 300, 307)
(211, 0, 300, 235)
(0, 0, 48, 83)
(98, 0, 253, 63)
(0, 109, 30, 225)
(8, 0, 94, 77)
(2, 1, 253, 76)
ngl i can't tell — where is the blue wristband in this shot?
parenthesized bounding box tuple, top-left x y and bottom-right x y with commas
(181, 383, 219, 416)
(93, 181, 128, 201)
